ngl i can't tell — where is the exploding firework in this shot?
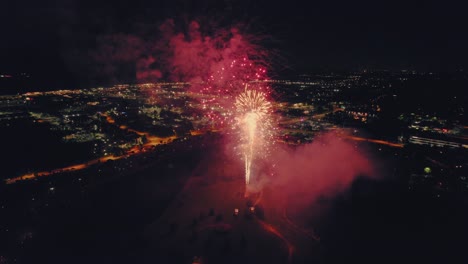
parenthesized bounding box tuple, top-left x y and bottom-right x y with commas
(235, 85, 273, 187)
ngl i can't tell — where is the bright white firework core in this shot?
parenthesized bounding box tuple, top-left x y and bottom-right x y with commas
(235, 86, 272, 187)
(244, 112, 257, 184)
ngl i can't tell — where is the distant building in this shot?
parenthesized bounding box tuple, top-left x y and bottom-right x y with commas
(408, 135, 467, 149)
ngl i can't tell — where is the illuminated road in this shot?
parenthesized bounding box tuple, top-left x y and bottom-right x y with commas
(281, 207, 320, 242)
(342, 135, 404, 148)
(278, 107, 403, 149)
(281, 127, 404, 148)
(250, 193, 294, 263)
(252, 191, 319, 263)
(102, 113, 179, 146)
(256, 209, 321, 263)
(278, 107, 342, 126)
(5, 113, 201, 184)
(257, 219, 295, 264)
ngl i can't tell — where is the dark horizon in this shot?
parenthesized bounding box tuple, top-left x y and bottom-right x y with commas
(2, 0, 468, 89)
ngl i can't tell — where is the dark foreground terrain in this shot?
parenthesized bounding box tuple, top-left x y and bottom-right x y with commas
(1, 135, 468, 264)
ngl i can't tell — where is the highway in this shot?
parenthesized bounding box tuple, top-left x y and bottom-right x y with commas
(342, 135, 404, 148)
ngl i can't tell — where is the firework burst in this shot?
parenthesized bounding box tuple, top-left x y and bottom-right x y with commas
(235, 88, 271, 118)
(235, 85, 273, 187)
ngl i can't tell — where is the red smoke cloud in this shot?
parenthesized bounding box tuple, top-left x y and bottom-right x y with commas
(262, 132, 376, 210)
(153, 20, 271, 99)
(150, 20, 272, 129)
(93, 20, 372, 207)
(94, 19, 270, 91)
(93, 33, 145, 82)
(166, 22, 266, 83)
(136, 56, 162, 80)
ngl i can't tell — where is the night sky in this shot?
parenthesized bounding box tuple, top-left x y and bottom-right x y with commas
(1, 0, 467, 87)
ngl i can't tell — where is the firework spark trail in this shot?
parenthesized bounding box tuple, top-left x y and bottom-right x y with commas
(244, 112, 257, 184)
(235, 86, 272, 187)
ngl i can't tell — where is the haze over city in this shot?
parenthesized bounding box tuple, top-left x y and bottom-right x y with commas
(1, 1, 467, 264)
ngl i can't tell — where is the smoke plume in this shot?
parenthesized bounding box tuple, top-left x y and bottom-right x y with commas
(93, 19, 270, 91)
(261, 132, 377, 210)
